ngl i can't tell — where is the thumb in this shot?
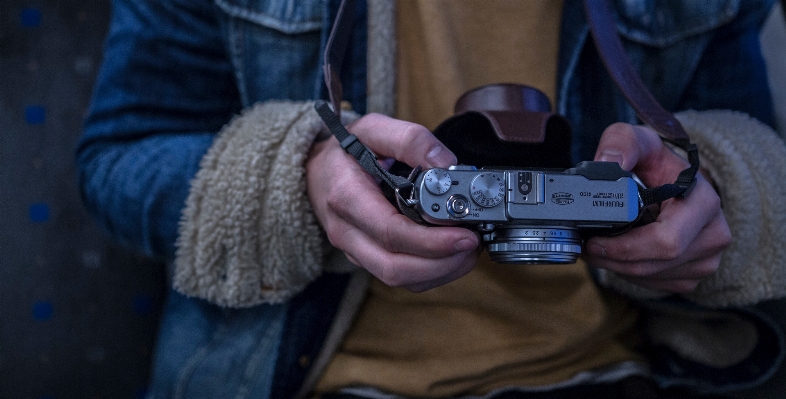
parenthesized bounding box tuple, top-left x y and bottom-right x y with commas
(347, 113, 457, 169)
(594, 123, 690, 187)
(593, 123, 659, 171)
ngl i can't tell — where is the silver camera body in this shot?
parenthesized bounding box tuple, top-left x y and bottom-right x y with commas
(411, 161, 643, 264)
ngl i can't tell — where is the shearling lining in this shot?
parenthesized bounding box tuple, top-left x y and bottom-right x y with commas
(597, 110, 786, 308)
(173, 101, 328, 307)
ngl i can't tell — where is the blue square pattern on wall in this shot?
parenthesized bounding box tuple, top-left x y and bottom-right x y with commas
(1, 2, 166, 398)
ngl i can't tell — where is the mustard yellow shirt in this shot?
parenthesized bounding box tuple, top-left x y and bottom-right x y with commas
(316, 2, 642, 396)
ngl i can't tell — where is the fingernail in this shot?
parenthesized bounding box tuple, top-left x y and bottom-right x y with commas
(588, 243, 607, 258)
(598, 149, 624, 166)
(454, 238, 476, 253)
(426, 145, 457, 168)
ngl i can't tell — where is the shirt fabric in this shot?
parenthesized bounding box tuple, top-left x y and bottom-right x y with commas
(316, 2, 642, 395)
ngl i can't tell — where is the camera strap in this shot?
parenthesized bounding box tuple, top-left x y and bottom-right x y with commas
(316, 0, 699, 207)
(313, 99, 413, 196)
(583, 0, 699, 204)
(318, 0, 422, 216)
(314, 100, 423, 221)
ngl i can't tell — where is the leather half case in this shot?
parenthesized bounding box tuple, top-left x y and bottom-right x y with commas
(432, 83, 573, 169)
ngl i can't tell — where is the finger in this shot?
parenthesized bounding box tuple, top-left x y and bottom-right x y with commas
(618, 276, 705, 294)
(324, 167, 479, 259)
(590, 251, 720, 281)
(403, 254, 480, 292)
(309, 137, 479, 291)
(585, 184, 729, 285)
(594, 123, 690, 187)
(586, 176, 721, 266)
(617, 252, 723, 292)
(328, 182, 480, 259)
(348, 113, 457, 168)
(337, 225, 478, 289)
(594, 123, 661, 171)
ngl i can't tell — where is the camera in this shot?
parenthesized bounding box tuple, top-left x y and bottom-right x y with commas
(406, 161, 643, 264)
(313, 81, 680, 265)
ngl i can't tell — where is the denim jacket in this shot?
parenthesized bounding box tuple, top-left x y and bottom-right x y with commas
(77, 0, 779, 398)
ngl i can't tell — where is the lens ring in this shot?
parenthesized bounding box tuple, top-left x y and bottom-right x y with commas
(484, 226, 581, 264)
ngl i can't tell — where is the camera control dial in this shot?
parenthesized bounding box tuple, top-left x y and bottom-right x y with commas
(447, 195, 471, 218)
(470, 172, 505, 208)
(423, 169, 452, 195)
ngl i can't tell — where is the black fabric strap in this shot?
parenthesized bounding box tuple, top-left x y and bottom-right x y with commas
(314, 100, 413, 193)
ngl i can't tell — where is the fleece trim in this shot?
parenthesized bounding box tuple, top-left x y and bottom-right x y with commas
(173, 101, 328, 307)
(597, 110, 786, 308)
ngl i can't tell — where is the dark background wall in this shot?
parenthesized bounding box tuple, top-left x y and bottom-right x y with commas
(0, 1, 165, 398)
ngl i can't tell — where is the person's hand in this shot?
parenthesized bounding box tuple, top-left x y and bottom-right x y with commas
(306, 113, 480, 292)
(584, 123, 731, 293)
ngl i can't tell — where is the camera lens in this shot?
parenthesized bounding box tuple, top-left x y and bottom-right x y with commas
(484, 226, 581, 264)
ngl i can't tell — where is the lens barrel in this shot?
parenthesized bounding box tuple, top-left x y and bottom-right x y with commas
(484, 226, 581, 264)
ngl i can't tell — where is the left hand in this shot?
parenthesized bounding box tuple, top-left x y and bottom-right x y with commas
(583, 123, 731, 293)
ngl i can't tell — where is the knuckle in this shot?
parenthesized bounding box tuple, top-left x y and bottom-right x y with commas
(324, 173, 357, 216)
(718, 230, 732, 249)
(379, 265, 408, 287)
(652, 230, 682, 261)
(616, 240, 635, 262)
(377, 220, 401, 253)
(320, 219, 351, 250)
(715, 219, 733, 250)
(396, 123, 430, 157)
(691, 255, 722, 279)
(324, 175, 356, 217)
(398, 122, 425, 143)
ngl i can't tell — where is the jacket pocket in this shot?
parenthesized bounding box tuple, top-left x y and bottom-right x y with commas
(213, 0, 324, 106)
(215, 0, 322, 34)
(612, 0, 740, 47)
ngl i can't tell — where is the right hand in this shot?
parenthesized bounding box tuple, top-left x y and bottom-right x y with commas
(306, 113, 480, 292)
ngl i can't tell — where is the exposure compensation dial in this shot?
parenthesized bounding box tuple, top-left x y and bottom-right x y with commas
(423, 168, 452, 195)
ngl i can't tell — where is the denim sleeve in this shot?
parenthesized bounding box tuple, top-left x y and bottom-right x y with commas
(77, 0, 242, 259)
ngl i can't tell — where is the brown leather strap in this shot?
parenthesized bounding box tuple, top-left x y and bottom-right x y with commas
(583, 0, 688, 145)
(323, 0, 357, 120)
(583, 0, 699, 199)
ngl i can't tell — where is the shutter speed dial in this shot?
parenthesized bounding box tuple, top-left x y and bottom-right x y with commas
(470, 172, 505, 207)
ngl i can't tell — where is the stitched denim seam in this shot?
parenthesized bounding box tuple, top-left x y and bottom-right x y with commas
(215, 0, 322, 34)
(226, 16, 250, 107)
(234, 306, 287, 399)
(173, 323, 232, 399)
(613, 1, 739, 47)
